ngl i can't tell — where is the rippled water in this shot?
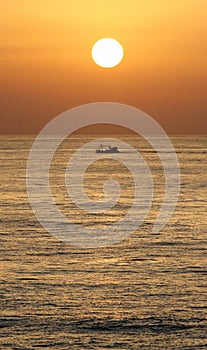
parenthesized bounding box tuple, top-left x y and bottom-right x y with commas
(0, 135, 207, 349)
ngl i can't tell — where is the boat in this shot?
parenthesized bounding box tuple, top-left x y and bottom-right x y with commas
(96, 144, 120, 153)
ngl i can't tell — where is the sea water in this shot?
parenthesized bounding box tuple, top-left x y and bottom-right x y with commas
(0, 135, 206, 349)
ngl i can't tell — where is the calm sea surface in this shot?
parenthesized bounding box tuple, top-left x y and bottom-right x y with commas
(0, 135, 206, 349)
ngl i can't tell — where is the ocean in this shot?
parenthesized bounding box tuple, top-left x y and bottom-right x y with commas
(0, 135, 206, 349)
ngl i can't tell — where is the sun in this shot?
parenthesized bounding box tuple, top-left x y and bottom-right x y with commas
(91, 38, 124, 68)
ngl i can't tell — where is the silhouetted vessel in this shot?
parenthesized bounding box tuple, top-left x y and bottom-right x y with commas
(96, 144, 120, 154)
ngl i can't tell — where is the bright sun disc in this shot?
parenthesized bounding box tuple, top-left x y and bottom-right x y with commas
(91, 38, 124, 68)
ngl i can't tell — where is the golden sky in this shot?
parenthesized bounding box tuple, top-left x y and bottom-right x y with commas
(1, 0, 207, 134)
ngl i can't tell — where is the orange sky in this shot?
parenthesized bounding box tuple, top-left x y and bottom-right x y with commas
(0, 0, 207, 134)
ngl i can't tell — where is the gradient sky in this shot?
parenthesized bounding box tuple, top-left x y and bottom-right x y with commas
(0, 0, 207, 134)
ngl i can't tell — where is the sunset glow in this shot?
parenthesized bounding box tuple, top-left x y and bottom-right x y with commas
(0, 0, 207, 133)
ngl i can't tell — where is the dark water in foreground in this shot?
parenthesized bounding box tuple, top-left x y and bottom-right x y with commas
(0, 136, 207, 349)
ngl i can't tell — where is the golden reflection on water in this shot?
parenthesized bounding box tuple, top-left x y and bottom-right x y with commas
(0, 136, 206, 349)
